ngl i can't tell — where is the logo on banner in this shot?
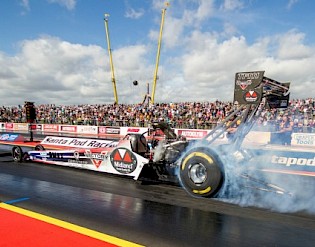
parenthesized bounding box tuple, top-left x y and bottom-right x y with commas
(110, 148, 137, 174)
(244, 90, 259, 102)
(127, 128, 140, 133)
(236, 80, 252, 90)
(84, 150, 108, 168)
(0, 134, 19, 141)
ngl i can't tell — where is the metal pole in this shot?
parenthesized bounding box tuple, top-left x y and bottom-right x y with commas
(151, 3, 168, 104)
(147, 82, 150, 105)
(104, 14, 119, 104)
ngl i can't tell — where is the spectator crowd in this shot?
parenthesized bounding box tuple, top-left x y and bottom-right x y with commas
(1, 98, 315, 133)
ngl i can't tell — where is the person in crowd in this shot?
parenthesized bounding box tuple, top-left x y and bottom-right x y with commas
(226, 117, 241, 142)
(0, 98, 314, 133)
(278, 114, 294, 145)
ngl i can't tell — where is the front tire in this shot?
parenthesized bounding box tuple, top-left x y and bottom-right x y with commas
(35, 144, 45, 151)
(179, 148, 224, 198)
(12, 146, 23, 162)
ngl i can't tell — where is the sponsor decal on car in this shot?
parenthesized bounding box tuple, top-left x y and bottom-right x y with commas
(110, 148, 137, 174)
(66, 151, 89, 165)
(41, 136, 118, 148)
(84, 150, 109, 168)
(271, 155, 315, 167)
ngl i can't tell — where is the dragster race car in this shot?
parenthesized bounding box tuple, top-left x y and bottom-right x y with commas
(10, 122, 189, 182)
(10, 71, 315, 199)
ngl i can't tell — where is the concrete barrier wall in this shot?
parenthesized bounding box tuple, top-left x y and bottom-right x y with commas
(1, 122, 314, 148)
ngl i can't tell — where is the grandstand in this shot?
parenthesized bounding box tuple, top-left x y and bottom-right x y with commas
(0, 98, 314, 133)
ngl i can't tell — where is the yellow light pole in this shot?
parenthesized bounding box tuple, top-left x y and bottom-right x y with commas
(104, 14, 119, 104)
(151, 2, 169, 104)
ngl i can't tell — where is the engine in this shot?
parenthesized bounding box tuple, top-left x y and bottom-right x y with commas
(162, 141, 190, 164)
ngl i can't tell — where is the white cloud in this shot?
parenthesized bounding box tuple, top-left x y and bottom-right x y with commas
(125, 7, 145, 19)
(0, 36, 152, 105)
(195, 0, 215, 21)
(221, 0, 244, 11)
(152, 0, 170, 10)
(47, 0, 76, 10)
(276, 30, 313, 60)
(287, 0, 299, 10)
(20, 0, 30, 10)
(155, 28, 315, 103)
(2, 1, 315, 106)
(1, 28, 315, 106)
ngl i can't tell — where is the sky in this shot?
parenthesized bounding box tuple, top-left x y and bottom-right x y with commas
(0, 0, 315, 106)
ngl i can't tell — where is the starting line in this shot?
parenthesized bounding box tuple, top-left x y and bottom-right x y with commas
(0, 202, 144, 247)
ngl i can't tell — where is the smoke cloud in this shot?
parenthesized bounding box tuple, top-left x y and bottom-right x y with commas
(178, 130, 315, 214)
(216, 147, 315, 214)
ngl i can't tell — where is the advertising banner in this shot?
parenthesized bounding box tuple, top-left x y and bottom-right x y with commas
(291, 133, 315, 147)
(0, 123, 5, 130)
(99, 126, 121, 135)
(120, 127, 148, 136)
(77, 125, 98, 135)
(0, 133, 25, 142)
(234, 71, 264, 105)
(34, 124, 43, 131)
(244, 131, 271, 145)
(176, 129, 209, 139)
(59, 125, 77, 133)
(5, 123, 14, 130)
(43, 124, 59, 132)
(13, 123, 29, 131)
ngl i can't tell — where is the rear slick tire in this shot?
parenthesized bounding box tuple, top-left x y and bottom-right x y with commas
(179, 148, 224, 198)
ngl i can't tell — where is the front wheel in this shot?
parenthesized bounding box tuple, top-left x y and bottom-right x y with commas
(35, 144, 45, 151)
(12, 146, 23, 162)
(179, 148, 224, 198)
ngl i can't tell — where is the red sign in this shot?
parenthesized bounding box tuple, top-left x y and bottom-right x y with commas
(60, 125, 77, 133)
(29, 124, 37, 130)
(98, 126, 106, 134)
(43, 124, 59, 132)
(5, 123, 14, 130)
(127, 128, 140, 133)
(177, 129, 207, 139)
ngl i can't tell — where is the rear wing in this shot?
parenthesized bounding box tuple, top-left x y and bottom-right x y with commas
(233, 71, 290, 108)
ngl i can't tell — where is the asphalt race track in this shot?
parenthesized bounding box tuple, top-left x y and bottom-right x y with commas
(1, 150, 315, 247)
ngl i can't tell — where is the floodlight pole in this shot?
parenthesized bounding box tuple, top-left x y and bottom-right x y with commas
(151, 3, 169, 104)
(104, 14, 119, 104)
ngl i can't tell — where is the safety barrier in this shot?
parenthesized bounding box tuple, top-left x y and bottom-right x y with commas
(1, 122, 314, 148)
